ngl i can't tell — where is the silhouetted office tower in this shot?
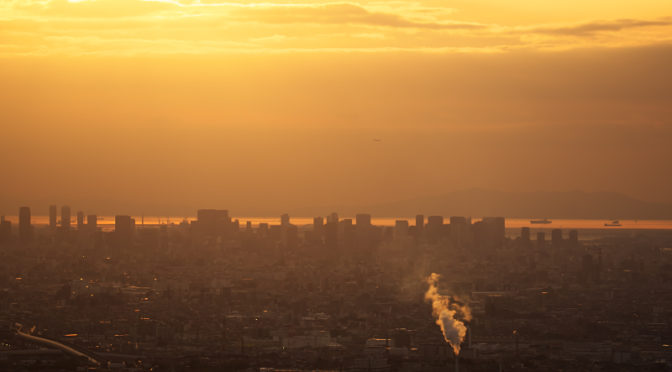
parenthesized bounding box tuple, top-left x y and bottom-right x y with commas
(356, 214, 372, 227)
(355, 214, 373, 249)
(258, 223, 269, 237)
(114, 215, 134, 247)
(313, 217, 324, 231)
(339, 218, 355, 250)
(19, 206, 32, 243)
(49, 205, 57, 229)
(551, 229, 563, 248)
(426, 216, 444, 242)
(394, 220, 409, 239)
(246, 221, 252, 231)
(415, 214, 424, 231)
(196, 209, 230, 236)
(281, 213, 290, 226)
(427, 216, 443, 233)
(427, 216, 443, 227)
(325, 220, 339, 250)
(61, 206, 71, 230)
(0, 217, 11, 244)
(520, 227, 531, 250)
(76, 211, 84, 230)
(450, 216, 468, 225)
(521, 227, 531, 243)
(310, 217, 324, 243)
(449, 216, 470, 248)
(327, 212, 339, 224)
(282, 224, 299, 248)
(87, 215, 97, 230)
(536, 232, 546, 249)
(482, 217, 506, 244)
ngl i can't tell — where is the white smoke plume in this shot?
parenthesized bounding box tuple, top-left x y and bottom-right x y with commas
(424, 273, 469, 355)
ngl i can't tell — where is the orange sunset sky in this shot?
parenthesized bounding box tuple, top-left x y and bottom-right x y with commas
(1, 0, 671, 215)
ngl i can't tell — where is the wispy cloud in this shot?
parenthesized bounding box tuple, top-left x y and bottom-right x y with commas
(228, 3, 485, 30)
(529, 18, 672, 36)
(1, 0, 671, 55)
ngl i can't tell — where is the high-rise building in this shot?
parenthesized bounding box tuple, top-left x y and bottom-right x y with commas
(521, 227, 530, 241)
(427, 216, 443, 227)
(313, 216, 324, 231)
(449, 216, 470, 249)
(76, 211, 84, 229)
(282, 224, 298, 248)
(327, 212, 339, 224)
(520, 227, 531, 248)
(49, 205, 57, 229)
(394, 220, 409, 239)
(325, 220, 339, 250)
(19, 206, 32, 243)
(258, 222, 269, 236)
(281, 213, 290, 226)
(339, 219, 354, 250)
(0, 217, 11, 244)
(482, 217, 506, 244)
(426, 216, 444, 242)
(415, 214, 424, 231)
(450, 216, 467, 225)
(472, 217, 505, 253)
(115, 215, 134, 248)
(355, 214, 373, 249)
(356, 213, 371, 227)
(195, 209, 230, 236)
(310, 216, 324, 243)
(87, 215, 97, 230)
(61, 206, 71, 230)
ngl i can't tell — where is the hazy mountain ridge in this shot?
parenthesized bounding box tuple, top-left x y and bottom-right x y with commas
(292, 189, 672, 219)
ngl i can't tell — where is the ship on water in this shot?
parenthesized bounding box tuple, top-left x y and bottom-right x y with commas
(604, 220, 622, 227)
(530, 218, 552, 224)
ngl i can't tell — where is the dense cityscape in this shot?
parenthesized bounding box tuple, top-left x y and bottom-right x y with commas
(1, 206, 671, 371)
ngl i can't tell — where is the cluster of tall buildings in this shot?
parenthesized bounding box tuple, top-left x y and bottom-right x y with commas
(1, 205, 98, 245)
(3, 206, 568, 257)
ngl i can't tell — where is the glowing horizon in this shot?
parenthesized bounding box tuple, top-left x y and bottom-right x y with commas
(1, 0, 671, 56)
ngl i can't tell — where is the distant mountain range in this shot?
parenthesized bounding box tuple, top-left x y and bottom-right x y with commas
(292, 189, 672, 219)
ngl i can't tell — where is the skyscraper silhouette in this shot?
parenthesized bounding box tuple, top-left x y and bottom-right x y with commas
(87, 214, 97, 231)
(19, 206, 32, 243)
(281, 213, 290, 226)
(61, 205, 71, 230)
(77, 211, 84, 230)
(114, 215, 134, 248)
(0, 217, 11, 244)
(49, 205, 57, 229)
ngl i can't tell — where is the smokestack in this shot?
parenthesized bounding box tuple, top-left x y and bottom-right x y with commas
(455, 353, 459, 372)
(425, 273, 471, 355)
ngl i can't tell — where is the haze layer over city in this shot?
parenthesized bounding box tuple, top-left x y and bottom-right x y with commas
(1, 0, 672, 371)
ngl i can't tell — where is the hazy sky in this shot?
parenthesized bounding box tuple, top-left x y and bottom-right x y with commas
(1, 0, 671, 215)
